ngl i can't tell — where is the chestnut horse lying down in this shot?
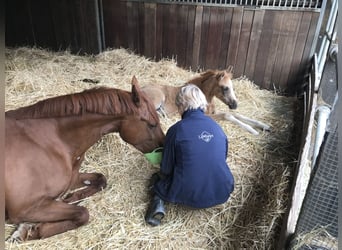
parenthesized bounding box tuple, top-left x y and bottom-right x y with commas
(5, 76, 165, 241)
(142, 69, 270, 135)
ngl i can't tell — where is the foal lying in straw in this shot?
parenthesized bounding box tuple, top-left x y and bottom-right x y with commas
(142, 69, 271, 135)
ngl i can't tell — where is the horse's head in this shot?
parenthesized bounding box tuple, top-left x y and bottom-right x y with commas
(118, 76, 165, 154)
(213, 69, 237, 110)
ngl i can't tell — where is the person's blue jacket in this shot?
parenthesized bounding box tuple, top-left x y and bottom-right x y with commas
(154, 108, 234, 208)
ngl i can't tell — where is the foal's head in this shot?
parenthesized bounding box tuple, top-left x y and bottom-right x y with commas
(118, 76, 165, 153)
(212, 69, 237, 110)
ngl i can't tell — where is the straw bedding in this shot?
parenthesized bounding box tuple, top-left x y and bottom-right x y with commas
(5, 47, 298, 249)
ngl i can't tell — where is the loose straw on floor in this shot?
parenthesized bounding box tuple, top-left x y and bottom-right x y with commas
(5, 47, 298, 250)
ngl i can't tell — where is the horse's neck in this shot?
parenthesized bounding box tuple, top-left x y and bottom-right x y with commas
(58, 114, 120, 154)
(190, 78, 215, 102)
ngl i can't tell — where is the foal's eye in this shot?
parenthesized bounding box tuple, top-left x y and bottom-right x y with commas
(222, 86, 230, 92)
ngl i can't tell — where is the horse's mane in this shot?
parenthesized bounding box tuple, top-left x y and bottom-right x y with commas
(6, 87, 159, 123)
(188, 70, 233, 85)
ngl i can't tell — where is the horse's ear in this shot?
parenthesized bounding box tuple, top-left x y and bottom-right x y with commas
(131, 75, 142, 107)
(216, 72, 225, 80)
(226, 66, 234, 74)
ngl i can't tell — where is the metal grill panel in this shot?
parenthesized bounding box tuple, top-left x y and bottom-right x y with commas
(291, 120, 338, 249)
(165, 0, 322, 8)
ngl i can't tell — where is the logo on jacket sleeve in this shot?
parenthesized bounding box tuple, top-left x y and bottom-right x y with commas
(198, 131, 214, 142)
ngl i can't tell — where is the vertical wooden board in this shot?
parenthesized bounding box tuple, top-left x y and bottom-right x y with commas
(102, 0, 128, 49)
(65, 1, 82, 53)
(155, 4, 164, 60)
(29, 0, 57, 49)
(244, 9, 265, 81)
(226, 7, 243, 74)
(219, 8, 233, 70)
(253, 10, 276, 87)
(78, 0, 102, 53)
(271, 11, 300, 90)
(71, 1, 85, 52)
(126, 2, 139, 52)
(144, 3, 156, 59)
(100, 0, 111, 46)
(191, 6, 203, 71)
(132, 2, 141, 53)
(288, 11, 311, 95)
(303, 12, 320, 60)
(161, 4, 171, 58)
(69, 0, 83, 52)
(186, 6, 196, 68)
(137, 2, 145, 54)
(205, 7, 225, 69)
(199, 6, 211, 70)
(119, 1, 128, 48)
(263, 11, 284, 89)
(49, 0, 75, 51)
(176, 5, 189, 67)
(5, 0, 35, 46)
(234, 10, 253, 78)
(167, 5, 178, 58)
(278, 12, 302, 90)
(287, 12, 312, 94)
(270, 12, 288, 89)
(299, 12, 320, 78)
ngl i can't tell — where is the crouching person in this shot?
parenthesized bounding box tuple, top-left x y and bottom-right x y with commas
(145, 84, 234, 226)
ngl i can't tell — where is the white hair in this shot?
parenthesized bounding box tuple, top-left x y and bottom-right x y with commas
(175, 84, 207, 113)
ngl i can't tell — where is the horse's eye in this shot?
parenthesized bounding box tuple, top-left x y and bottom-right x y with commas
(222, 86, 229, 92)
(148, 123, 157, 129)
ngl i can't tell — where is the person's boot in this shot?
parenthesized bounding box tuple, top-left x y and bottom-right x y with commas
(145, 195, 165, 226)
(148, 173, 161, 191)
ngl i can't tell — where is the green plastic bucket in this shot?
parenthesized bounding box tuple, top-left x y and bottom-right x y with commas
(144, 147, 163, 164)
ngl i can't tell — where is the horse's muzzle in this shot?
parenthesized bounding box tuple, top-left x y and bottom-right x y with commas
(229, 101, 237, 110)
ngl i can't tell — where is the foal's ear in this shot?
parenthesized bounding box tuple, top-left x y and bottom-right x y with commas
(216, 72, 225, 80)
(226, 66, 234, 74)
(131, 75, 142, 106)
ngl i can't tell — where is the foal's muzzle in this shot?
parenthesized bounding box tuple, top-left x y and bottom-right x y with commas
(229, 100, 238, 109)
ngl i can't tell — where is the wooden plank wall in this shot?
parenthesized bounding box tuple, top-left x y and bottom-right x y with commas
(5, 0, 102, 54)
(102, 1, 320, 94)
(5, 0, 320, 94)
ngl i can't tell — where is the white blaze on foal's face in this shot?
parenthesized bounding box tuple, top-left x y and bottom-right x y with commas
(219, 77, 238, 110)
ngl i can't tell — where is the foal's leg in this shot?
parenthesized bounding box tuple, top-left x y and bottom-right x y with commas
(209, 112, 259, 135)
(8, 200, 89, 241)
(233, 113, 271, 131)
(63, 173, 107, 204)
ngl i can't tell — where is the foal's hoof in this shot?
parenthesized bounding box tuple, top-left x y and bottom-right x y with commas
(264, 126, 272, 132)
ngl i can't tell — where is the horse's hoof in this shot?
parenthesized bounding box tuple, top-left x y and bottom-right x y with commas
(7, 223, 34, 242)
(83, 180, 91, 185)
(6, 234, 22, 243)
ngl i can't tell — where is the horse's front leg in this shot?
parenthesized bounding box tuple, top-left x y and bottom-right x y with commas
(233, 113, 271, 131)
(63, 173, 107, 204)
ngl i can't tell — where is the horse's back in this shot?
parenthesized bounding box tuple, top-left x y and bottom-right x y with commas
(141, 85, 166, 110)
(142, 84, 180, 115)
